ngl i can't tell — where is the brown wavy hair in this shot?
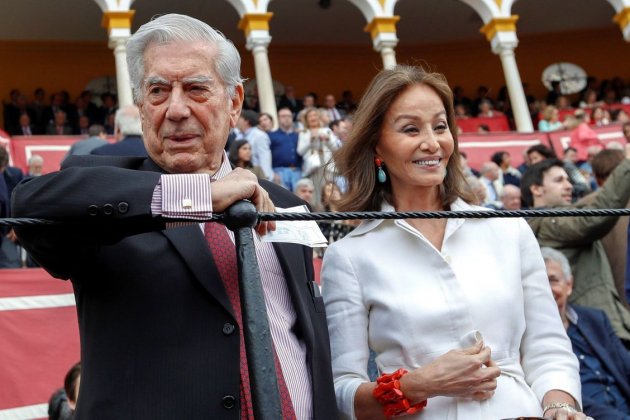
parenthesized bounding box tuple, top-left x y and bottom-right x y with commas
(333, 65, 475, 212)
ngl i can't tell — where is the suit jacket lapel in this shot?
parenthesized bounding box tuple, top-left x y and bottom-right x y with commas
(137, 157, 235, 317)
(273, 242, 316, 352)
(163, 225, 235, 318)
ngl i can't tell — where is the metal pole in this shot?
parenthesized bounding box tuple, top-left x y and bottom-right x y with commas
(223, 200, 282, 420)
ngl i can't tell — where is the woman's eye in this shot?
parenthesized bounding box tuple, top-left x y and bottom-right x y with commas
(403, 126, 418, 134)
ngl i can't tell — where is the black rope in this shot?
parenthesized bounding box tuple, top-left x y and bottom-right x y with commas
(2, 208, 630, 227)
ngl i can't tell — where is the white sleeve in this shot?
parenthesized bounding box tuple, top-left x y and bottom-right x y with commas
(321, 243, 370, 420)
(517, 219, 582, 408)
(296, 131, 312, 156)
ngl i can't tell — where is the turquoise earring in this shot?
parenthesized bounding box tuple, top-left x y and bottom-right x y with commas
(375, 158, 387, 183)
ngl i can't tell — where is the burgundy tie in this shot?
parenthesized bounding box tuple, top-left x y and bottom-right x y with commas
(204, 222, 296, 420)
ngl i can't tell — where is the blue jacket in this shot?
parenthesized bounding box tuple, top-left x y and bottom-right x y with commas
(571, 305, 630, 419)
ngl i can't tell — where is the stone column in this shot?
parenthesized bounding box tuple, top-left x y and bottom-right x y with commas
(365, 16, 400, 69)
(101, 10, 135, 107)
(614, 7, 630, 41)
(239, 13, 277, 124)
(480, 16, 533, 133)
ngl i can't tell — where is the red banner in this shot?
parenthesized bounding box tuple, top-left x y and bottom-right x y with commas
(458, 131, 550, 171)
(455, 115, 511, 133)
(0, 269, 79, 418)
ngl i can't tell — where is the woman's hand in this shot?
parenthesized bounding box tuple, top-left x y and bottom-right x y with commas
(544, 407, 592, 420)
(399, 341, 500, 403)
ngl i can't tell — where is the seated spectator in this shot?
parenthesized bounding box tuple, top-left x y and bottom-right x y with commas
(48, 362, 81, 420)
(293, 177, 319, 210)
(491, 150, 521, 187)
(91, 105, 147, 157)
(14, 113, 35, 136)
(538, 105, 564, 132)
(454, 103, 470, 119)
(478, 161, 502, 207)
(277, 85, 302, 117)
(610, 108, 630, 123)
(556, 95, 574, 111)
(500, 184, 522, 210)
(258, 112, 274, 133)
(527, 144, 556, 166)
(27, 154, 44, 177)
(542, 247, 630, 420)
(0, 146, 24, 268)
(522, 156, 630, 346)
(228, 139, 265, 179)
(46, 110, 73, 135)
(569, 109, 604, 163)
(578, 89, 603, 109)
(464, 175, 487, 206)
(591, 106, 610, 127)
(477, 123, 490, 133)
(65, 124, 108, 157)
(477, 98, 503, 118)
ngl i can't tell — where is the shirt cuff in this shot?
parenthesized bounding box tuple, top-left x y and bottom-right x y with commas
(151, 174, 213, 221)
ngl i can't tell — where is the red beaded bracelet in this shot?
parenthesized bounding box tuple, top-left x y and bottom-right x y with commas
(372, 368, 427, 418)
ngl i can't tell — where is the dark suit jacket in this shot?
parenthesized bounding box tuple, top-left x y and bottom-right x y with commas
(12, 155, 337, 420)
(571, 305, 630, 419)
(90, 135, 148, 157)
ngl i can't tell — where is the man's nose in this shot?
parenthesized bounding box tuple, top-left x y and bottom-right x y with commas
(166, 88, 191, 121)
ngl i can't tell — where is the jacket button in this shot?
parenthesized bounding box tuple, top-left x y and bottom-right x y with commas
(103, 204, 114, 216)
(87, 205, 98, 216)
(117, 202, 129, 214)
(222, 395, 236, 409)
(222, 323, 235, 335)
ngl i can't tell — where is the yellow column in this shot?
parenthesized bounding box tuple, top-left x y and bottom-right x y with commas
(102, 10, 135, 107)
(613, 7, 630, 41)
(364, 16, 400, 69)
(480, 16, 533, 133)
(239, 13, 277, 126)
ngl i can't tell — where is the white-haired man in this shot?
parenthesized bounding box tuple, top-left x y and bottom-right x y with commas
(542, 247, 630, 419)
(13, 14, 335, 420)
(91, 105, 147, 157)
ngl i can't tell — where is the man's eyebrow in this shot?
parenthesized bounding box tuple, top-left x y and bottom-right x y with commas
(144, 76, 214, 85)
(182, 76, 214, 84)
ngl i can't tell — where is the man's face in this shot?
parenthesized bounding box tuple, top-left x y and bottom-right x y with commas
(545, 259, 572, 315)
(277, 110, 293, 131)
(258, 114, 273, 132)
(295, 185, 314, 203)
(532, 166, 573, 207)
(501, 186, 521, 210)
(139, 40, 243, 174)
(325, 95, 336, 109)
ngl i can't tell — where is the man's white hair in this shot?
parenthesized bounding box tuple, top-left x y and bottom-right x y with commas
(540, 247, 572, 281)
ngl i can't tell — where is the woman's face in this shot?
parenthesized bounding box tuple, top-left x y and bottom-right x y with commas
(375, 83, 454, 198)
(238, 143, 252, 162)
(306, 110, 321, 129)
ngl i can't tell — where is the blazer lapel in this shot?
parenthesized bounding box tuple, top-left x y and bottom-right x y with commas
(272, 242, 316, 351)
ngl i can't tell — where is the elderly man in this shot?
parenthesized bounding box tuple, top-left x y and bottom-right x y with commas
(542, 247, 630, 420)
(12, 14, 335, 419)
(522, 155, 630, 348)
(500, 184, 521, 210)
(91, 105, 147, 157)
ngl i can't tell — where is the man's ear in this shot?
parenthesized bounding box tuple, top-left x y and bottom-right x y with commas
(566, 275, 574, 296)
(229, 84, 244, 129)
(530, 184, 543, 199)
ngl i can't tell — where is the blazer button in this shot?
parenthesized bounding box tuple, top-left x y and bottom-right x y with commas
(222, 322, 235, 335)
(117, 202, 129, 214)
(87, 205, 98, 216)
(222, 395, 236, 409)
(103, 204, 114, 216)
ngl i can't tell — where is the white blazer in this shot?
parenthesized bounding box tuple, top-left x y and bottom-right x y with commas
(321, 198, 581, 420)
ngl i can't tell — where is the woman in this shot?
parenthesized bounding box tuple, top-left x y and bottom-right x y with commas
(321, 66, 586, 420)
(227, 139, 265, 179)
(297, 107, 339, 206)
(538, 105, 564, 132)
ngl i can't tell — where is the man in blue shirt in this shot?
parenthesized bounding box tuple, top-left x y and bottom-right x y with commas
(269, 107, 302, 191)
(542, 246, 630, 420)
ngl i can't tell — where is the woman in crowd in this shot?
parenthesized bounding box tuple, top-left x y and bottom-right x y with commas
(538, 105, 564, 132)
(297, 107, 340, 206)
(227, 139, 265, 179)
(321, 65, 587, 419)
